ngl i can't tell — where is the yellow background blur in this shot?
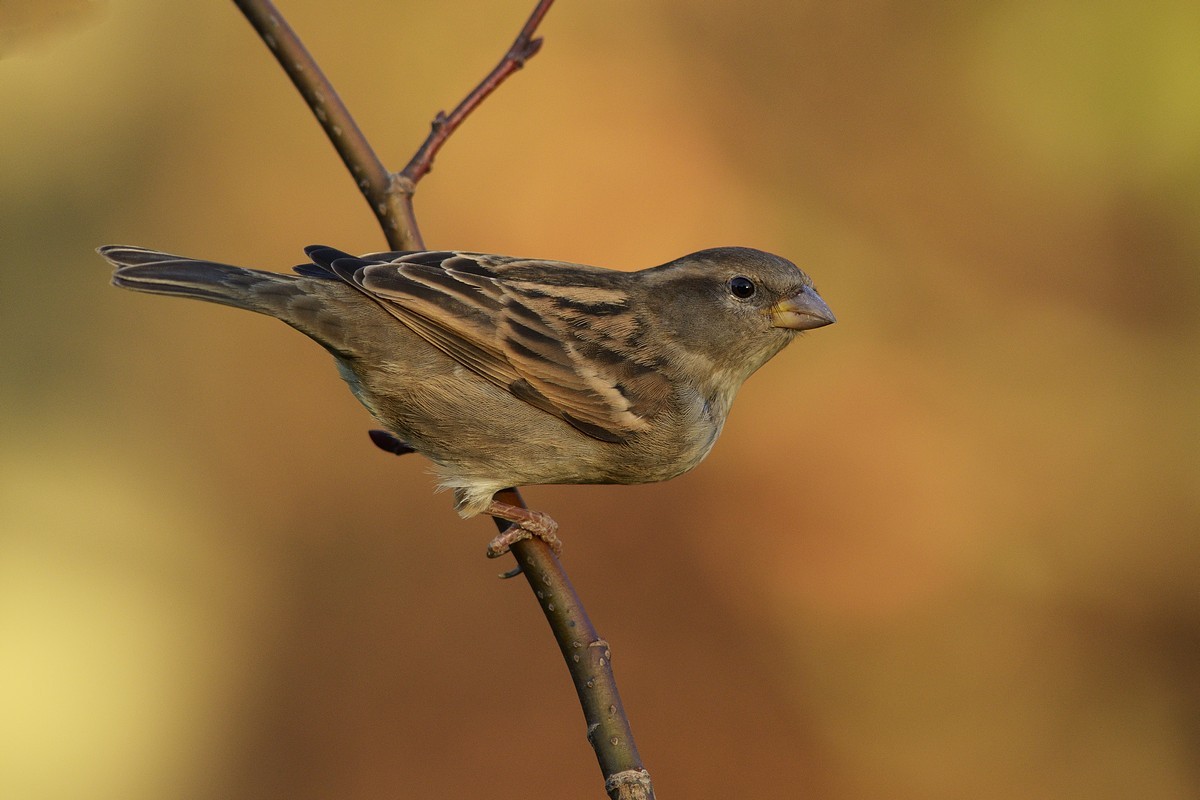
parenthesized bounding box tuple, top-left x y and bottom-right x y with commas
(2, 1, 1197, 798)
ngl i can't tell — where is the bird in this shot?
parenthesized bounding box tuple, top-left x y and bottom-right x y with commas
(100, 244, 835, 557)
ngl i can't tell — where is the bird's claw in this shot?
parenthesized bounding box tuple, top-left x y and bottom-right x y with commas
(486, 518, 563, 559)
(484, 501, 562, 559)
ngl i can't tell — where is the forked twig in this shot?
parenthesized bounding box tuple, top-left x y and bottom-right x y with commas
(230, 2, 653, 797)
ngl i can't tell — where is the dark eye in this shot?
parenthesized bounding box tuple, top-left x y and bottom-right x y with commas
(728, 275, 756, 299)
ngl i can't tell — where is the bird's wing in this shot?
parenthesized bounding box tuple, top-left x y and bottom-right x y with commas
(299, 247, 673, 442)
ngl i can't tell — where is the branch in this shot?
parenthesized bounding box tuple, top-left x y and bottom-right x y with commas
(233, 3, 654, 797)
(497, 490, 653, 800)
(400, 0, 554, 184)
(233, 0, 556, 252)
(232, 0, 420, 250)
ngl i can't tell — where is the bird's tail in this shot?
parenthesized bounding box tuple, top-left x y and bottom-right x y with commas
(100, 245, 305, 317)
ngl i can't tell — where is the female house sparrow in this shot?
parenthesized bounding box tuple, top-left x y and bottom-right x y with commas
(100, 245, 835, 555)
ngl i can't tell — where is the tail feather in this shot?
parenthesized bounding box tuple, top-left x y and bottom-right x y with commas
(100, 245, 303, 315)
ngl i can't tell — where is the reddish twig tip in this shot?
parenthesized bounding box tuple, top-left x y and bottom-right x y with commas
(401, 0, 555, 184)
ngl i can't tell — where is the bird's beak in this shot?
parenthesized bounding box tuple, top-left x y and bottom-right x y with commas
(769, 286, 836, 330)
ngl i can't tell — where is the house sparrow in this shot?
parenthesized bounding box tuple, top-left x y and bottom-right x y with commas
(100, 244, 835, 556)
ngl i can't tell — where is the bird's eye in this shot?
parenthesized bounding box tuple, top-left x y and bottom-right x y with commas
(728, 275, 756, 299)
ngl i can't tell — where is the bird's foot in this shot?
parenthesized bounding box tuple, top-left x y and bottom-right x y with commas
(485, 500, 562, 558)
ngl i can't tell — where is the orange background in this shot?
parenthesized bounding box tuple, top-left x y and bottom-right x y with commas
(2, 1, 1197, 798)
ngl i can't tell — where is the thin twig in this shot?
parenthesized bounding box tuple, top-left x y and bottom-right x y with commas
(401, 0, 555, 184)
(496, 490, 653, 800)
(232, 2, 653, 797)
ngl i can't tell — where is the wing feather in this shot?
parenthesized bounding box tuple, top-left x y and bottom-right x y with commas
(309, 248, 672, 441)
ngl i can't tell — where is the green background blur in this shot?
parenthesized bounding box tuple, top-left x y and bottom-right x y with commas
(2, 1, 1197, 798)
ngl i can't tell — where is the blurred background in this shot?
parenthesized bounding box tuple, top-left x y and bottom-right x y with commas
(2, 1, 1197, 798)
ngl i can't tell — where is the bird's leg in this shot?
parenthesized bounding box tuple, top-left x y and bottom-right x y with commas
(485, 500, 562, 558)
(371, 433, 561, 560)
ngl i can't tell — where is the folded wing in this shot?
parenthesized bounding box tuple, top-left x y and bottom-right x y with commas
(300, 247, 672, 442)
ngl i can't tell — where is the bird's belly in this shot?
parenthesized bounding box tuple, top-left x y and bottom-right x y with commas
(358, 363, 724, 488)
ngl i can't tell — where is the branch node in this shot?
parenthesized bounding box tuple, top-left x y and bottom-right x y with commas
(605, 769, 653, 800)
(390, 172, 416, 197)
(516, 36, 544, 64)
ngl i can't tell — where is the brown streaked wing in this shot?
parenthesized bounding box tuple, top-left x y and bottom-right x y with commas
(497, 285, 653, 437)
(349, 252, 671, 441)
(357, 259, 522, 391)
